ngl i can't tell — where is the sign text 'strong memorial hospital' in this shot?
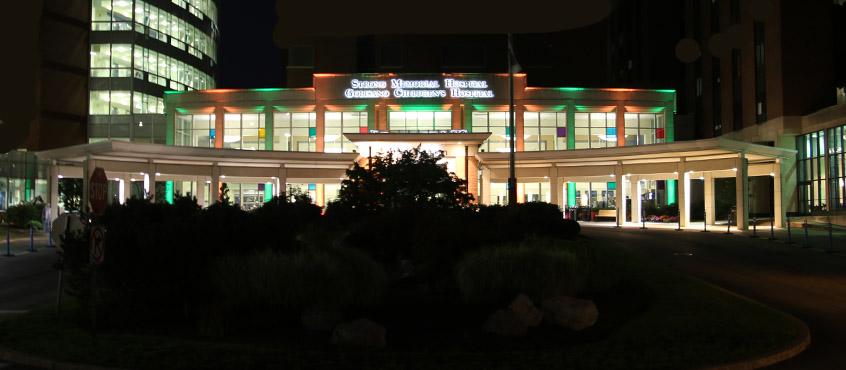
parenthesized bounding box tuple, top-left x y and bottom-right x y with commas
(344, 78, 495, 99)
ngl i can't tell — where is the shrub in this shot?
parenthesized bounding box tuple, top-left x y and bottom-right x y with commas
(5, 203, 44, 227)
(456, 236, 611, 304)
(206, 246, 387, 334)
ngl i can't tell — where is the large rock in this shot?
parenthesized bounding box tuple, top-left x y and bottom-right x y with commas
(331, 318, 387, 349)
(508, 294, 543, 327)
(541, 296, 598, 331)
(482, 309, 527, 336)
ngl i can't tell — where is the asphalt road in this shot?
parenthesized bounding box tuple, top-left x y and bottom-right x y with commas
(0, 249, 62, 370)
(580, 223, 846, 370)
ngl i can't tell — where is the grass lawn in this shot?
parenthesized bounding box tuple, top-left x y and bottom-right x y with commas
(0, 238, 798, 370)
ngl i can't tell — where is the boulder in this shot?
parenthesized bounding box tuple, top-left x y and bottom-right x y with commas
(331, 318, 387, 349)
(508, 294, 543, 327)
(301, 306, 344, 332)
(482, 309, 527, 336)
(541, 296, 598, 331)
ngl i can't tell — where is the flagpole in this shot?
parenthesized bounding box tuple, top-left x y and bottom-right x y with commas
(507, 33, 517, 213)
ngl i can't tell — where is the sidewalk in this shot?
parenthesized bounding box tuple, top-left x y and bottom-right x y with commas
(1, 227, 55, 257)
(585, 220, 846, 254)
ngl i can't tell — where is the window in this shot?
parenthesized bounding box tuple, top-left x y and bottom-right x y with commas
(273, 112, 316, 151)
(224, 113, 265, 150)
(472, 111, 510, 153)
(624, 112, 665, 146)
(388, 111, 451, 132)
(324, 112, 367, 153)
(175, 114, 214, 148)
(574, 111, 616, 149)
(523, 111, 566, 151)
(89, 90, 131, 115)
(827, 125, 846, 210)
(91, 43, 215, 90)
(797, 131, 827, 213)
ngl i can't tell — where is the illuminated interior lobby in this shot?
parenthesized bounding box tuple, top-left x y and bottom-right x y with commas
(34, 73, 795, 230)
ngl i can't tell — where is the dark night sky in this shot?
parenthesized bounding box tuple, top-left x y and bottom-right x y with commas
(217, 0, 285, 89)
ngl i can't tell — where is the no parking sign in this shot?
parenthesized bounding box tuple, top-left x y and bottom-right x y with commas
(90, 225, 105, 265)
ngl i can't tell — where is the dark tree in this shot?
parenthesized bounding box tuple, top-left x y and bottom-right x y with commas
(58, 178, 82, 212)
(335, 146, 474, 211)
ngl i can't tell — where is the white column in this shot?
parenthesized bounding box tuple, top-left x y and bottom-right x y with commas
(704, 172, 715, 226)
(146, 161, 157, 203)
(122, 174, 132, 203)
(82, 154, 93, 214)
(277, 166, 288, 198)
(774, 162, 784, 227)
(677, 159, 688, 228)
(49, 160, 59, 218)
(548, 168, 559, 209)
(632, 176, 642, 224)
(481, 167, 492, 206)
(210, 163, 220, 205)
(614, 163, 624, 224)
(195, 176, 205, 207)
(736, 153, 749, 230)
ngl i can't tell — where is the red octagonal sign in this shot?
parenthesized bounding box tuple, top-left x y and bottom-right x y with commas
(89, 167, 108, 215)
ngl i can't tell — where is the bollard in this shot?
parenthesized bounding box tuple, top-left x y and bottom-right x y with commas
(676, 209, 682, 231)
(641, 210, 647, 229)
(615, 209, 620, 228)
(29, 225, 34, 252)
(751, 216, 758, 238)
(768, 210, 775, 240)
(49, 227, 53, 248)
(787, 216, 792, 243)
(4, 225, 10, 257)
(701, 210, 709, 232)
(724, 212, 732, 234)
(803, 219, 809, 248)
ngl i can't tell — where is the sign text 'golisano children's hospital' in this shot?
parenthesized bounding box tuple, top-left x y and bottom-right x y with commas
(344, 78, 495, 99)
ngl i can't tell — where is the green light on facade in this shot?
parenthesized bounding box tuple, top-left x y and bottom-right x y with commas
(252, 88, 284, 92)
(551, 87, 588, 92)
(166, 181, 174, 204)
(567, 182, 576, 206)
(392, 105, 449, 112)
(667, 180, 677, 205)
(265, 183, 273, 203)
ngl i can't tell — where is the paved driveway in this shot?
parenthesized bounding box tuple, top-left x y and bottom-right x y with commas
(580, 223, 846, 370)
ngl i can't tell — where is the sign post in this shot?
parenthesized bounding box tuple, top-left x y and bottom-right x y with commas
(89, 167, 108, 216)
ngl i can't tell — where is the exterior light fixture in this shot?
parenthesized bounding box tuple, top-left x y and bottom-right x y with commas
(699, 176, 705, 180)
(155, 172, 161, 176)
(673, 171, 678, 174)
(57, 175, 64, 179)
(138, 121, 143, 127)
(140, 172, 145, 175)
(732, 168, 737, 171)
(610, 174, 615, 177)
(130, 178, 136, 181)
(689, 170, 694, 174)
(220, 175, 226, 178)
(770, 173, 775, 177)
(114, 178, 120, 181)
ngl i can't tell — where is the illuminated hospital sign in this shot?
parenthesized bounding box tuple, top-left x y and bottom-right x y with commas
(344, 78, 494, 99)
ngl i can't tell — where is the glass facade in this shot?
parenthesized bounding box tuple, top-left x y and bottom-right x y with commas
(388, 111, 451, 132)
(324, 112, 367, 153)
(0, 151, 51, 211)
(224, 113, 264, 150)
(574, 112, 617, 149)
(89, 0, 218, 144)
(175, 113, 214, 147)
(472, 111, 511, 153)
(523, 111, 566, 151)
(829, 125, 846, 211)
(624, 112, 665, 146)
(273, 112, 316, 151)
(797, 131, 827, 213)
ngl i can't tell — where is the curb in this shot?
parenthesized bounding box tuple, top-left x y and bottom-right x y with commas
(0, 346, 133, 370)
(690, 288, 811, 370)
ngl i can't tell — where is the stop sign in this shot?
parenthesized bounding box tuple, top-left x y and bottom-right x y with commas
(89, 167, 108, 215)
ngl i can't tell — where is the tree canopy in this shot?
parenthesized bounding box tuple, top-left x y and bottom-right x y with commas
(334, 146, 474, 211)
